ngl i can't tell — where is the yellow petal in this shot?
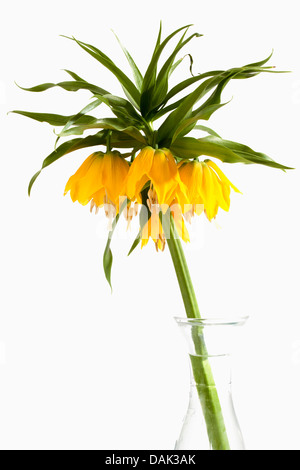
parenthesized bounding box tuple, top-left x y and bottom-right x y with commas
(126, 147, 154, 200)
(64, 153, 98, 199)
(173, 214, 190, 243)
(179, 161, 204, 203)
(102, 152, 129, 206)
(201, 163, 218, 220)
(91, 187, 106, 207)
(75, 155, 105, 205)
(148, 149, 178, 206)
(209, 167, 230, 212)
(206, 160, 241, 194)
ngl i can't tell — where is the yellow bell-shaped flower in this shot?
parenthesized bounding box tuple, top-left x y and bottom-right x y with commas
(126, 146, 189, 211)
(179, 159, 241, 221)
(64, 151, 129, 213)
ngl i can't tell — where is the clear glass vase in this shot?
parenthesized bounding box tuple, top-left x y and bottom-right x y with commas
(174, 316, 248, 451)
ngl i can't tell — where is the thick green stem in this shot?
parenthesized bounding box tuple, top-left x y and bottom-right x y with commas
(162, 213, 230, 450)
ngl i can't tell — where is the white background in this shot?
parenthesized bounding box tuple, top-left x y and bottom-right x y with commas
(1, 0, 300, 450)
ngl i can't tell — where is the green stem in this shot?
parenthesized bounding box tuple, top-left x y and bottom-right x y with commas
(106, 131, 112, 152)
(162, 212, 230, 450)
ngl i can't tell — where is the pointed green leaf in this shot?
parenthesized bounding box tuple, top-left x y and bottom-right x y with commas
(201, 136, 293, 170)
(157, 61, 277, 145)
(159, 70, 223, 109)
(63, 36, 141, 109)
(60, 98, 102, 132)
(170, 72, 237, 142)
(62, 69, 86, 81)
(103, 241, 113, 290)
(28, 131, 107, 195)
(57, 118, 147, 144)
(157, 53, 277, 110)
(93, 93, 143, 126)
(10, 110, 96, 127)
(127, 231, 142, 256)
(127, 185, 152, 255)
(103, 198, 128, 289)
(55, 98, 103, 147)
(171, 101, 229, 142)
(112, 30, 143, 91)
(193, 125, 222, 138)
(110, 130, 144, 149)
(151, 31, 203, 110)
(170, 136, 247, 163)
(140, 24, 193, 116)
(244, 50, 274, 68)
(170, 136, 292, 170)
(157, 75, 219, 145)
(16, 79, 109, 96)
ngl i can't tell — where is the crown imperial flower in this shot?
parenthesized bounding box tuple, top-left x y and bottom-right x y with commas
(14, 22, 292, 451)
(179, 159, 241, 221)
(64, 150, 129, 215)
(13, 23, 290, 268)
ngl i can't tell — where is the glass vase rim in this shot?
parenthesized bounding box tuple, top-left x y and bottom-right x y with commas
(174, 315, 249, 327)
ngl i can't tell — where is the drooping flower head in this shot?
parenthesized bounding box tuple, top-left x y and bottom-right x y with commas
(64, 151, 129, 219)
(179, 159, 241, 221)
(126, 146, 189, 211)
(126, 146, 190, 250)
(14, 24, 291, 281)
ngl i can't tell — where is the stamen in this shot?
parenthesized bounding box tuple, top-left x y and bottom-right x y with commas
(133, 202, 139, 217)
(154, 233, 166, 252)
(124, 202, 139, 230)
(147, 188, 160, 214)
(90, 199, 100, 215)
(184, 205, 195, 224)
(103, 192, 117, 230)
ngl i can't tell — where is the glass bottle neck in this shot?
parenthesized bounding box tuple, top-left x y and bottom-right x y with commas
(188, 354, 232, 389)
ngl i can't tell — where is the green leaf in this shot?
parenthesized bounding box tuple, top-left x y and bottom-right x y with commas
(62, 69, 86, 81)
(201, 136, 294, 169)
(157, 60, 277, 145)
(171, 101, 229, 142)
(110, 130, 144, 150)
(127, 232, 142, 256)
(103, 198, 128, 289)
(244, 50, 274, 68)
(191, 73, 235, 116)
(16, 79, 109, 96)
(103, 242, 113, 290)
(112, 30, 143, 91)
(170, 136, 293, 170)
(157, 52, 277, 111)
(93, 93, 143, 126)
(55, 98, 103, 147)
(171, 136, 247, 163)
(157, 75, 220, 145)
(159, 70, 223, 108)
(57, 118, 147, 144)
(63, 35, 141, 109)
(127, 185, 151, 256)
(170, 72, 237, 142)
(9, 110, 96, 127)
(193, 125, 222, 138)
(140, 24, 193, 116)
(59, 98, 102, 132)
(28, 131, 107, 195)
(151, 31, 203, 111)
